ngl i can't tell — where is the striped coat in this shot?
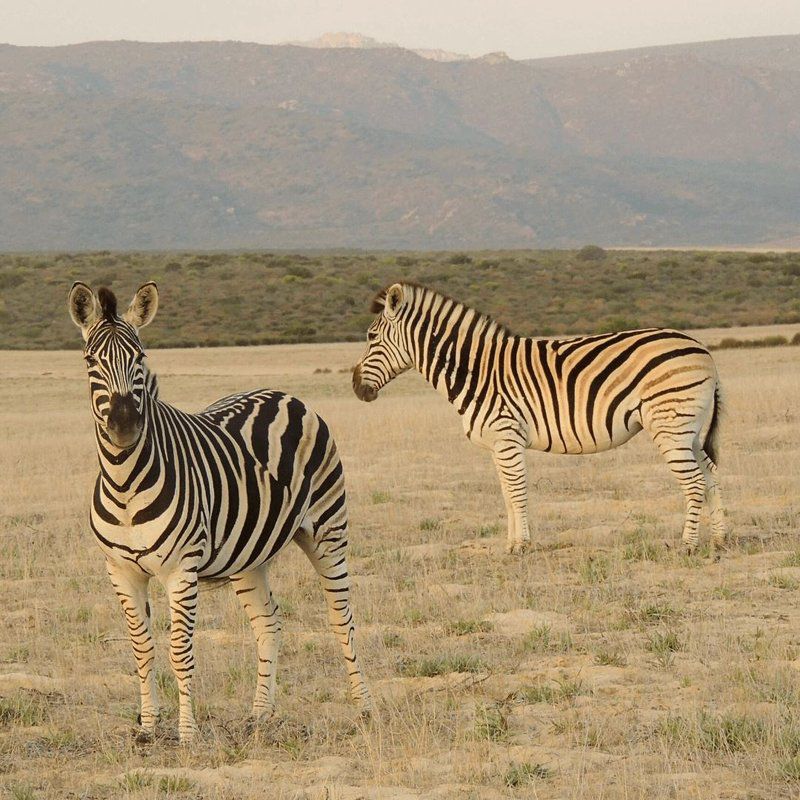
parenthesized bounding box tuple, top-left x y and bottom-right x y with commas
(353, 283, 726, 555)
(69, 282, 370, 743)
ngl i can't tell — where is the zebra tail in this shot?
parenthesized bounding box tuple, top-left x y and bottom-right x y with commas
(703, 382, 722, 467)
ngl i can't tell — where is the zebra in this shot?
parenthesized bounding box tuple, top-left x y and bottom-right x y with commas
(68, 281, 371, 743)
(352, 282, 726, 556)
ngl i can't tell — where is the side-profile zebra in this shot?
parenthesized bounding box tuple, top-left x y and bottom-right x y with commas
(353, 283, 726, 556)
(68, 282, 370, 743)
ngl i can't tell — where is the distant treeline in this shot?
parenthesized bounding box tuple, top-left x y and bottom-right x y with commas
(1, 248, 799, 350)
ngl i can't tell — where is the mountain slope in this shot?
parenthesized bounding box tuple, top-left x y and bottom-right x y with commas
(0, 36, 799, 249)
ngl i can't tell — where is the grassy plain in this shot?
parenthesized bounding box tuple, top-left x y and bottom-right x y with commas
(0, 325, 799, 799)
(2, 248, 800, 349)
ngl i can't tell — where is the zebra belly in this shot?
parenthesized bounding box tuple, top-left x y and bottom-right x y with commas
(526, 400, 644, 455)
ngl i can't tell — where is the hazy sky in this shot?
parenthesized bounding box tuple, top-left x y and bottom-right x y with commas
(2, 0, 799, 59)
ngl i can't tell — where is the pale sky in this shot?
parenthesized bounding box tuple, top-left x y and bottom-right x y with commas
(2, 0, 799, 59)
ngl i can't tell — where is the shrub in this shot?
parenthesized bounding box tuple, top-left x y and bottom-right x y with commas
(576, 244, 607, 261)
(448, 253, 472, 265)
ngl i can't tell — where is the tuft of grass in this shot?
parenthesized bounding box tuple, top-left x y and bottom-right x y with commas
(476, 523, 501, 538)
(0, 693, 49, 727)
(9, 787, 37, 800)
(625, 600, 677, 625)
(371, 490, 392, 505)
(419, 518, 441, 531)
(120, 771, 152, 791)
(659, 711, 767, 754)
(780, 755, 800, 781)
(579, 555, 609, 584)
(473, 704, 508, 742)
(516, 677, 584, 704)
(769, 573, 799, 591)
(712, 585, 741, 600)
(444, 620, 492, 636)
(382, 632, 403, 648)
(595, 647, 627, 667)
(504, 762, 552, 786)
(623, 528, 662, 562)
(647, 629, 683, 667)
(157, 775, 196, 793)
(520, 624, 573, 654)
(399, 654, 485, 677)
(781, 552, 800, 568)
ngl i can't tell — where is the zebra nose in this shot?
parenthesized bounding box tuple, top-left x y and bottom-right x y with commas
(352, 366, 378, 403)
(107, 393, 142, 439)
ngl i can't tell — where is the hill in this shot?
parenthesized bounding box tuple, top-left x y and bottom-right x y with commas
(1, 37, 800, 250)
(2, 248, 799, 349)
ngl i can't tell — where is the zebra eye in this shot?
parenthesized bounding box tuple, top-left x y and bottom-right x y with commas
(84, 354, 97, 367)
(367, 332, 378, 342)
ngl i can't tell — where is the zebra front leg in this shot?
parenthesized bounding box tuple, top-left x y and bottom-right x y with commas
(105, 559, 158, 741)
(165, 565, 200, 743)
(230, 566, 282, 726)
(294, 526, 372, 715)
(492, 441, 531, 555)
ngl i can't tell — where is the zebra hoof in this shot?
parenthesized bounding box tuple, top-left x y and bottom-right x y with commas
(133, 727, 155, 744)
(506, 540, 529, 555)
(244, 707, 276, 736)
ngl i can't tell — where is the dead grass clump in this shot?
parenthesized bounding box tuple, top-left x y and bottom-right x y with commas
(398, 654, 485, 677)
(503, 761, 553, 786)
(444, 620, 492, 636)
(658, 710, 767, 754)
(0, 693, 50, 727)
(519, 624, 574, 654)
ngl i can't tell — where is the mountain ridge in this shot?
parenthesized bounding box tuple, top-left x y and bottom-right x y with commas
(1, 35, 799, 250)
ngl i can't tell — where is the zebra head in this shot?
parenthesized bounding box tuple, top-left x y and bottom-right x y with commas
(68, 282, 159, 449)
(353, 283, 414, 402)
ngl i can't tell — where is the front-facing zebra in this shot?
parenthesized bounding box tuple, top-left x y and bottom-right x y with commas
(68, 282, 370, 743)
(353, 283, 726, 556)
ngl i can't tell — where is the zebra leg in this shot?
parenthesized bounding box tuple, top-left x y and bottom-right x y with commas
(164, 566, 200, 743)
(106, 560, 158, 741)
(650, 431, 707, 554)
(230, 565, 282, 725)
(492, 441, 531, 555)
(294, 525, 372, 714)
(695, 443, 727, 554)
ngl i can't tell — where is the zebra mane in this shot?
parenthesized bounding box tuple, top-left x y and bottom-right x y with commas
(370, 282, 514, 337)
(97, 287, 118, 322)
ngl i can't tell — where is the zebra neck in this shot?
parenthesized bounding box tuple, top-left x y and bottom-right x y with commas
(414, 310, 510, 411)
(143, 361, 159, 400)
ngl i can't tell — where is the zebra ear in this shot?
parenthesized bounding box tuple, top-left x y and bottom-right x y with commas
(68, 282, 99, 336)
(124, 282, 159, 329)
(384, 284, 405, 320)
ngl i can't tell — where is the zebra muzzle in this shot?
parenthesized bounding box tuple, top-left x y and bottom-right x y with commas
(107, 392, 143, 447)
(352, 365, 378, 403)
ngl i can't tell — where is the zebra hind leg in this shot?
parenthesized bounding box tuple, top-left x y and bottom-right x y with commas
(230, 565, 282, 726)
(694, 443, 727, 556)
(650, 429, 707, 554)
(294, 524, 372, 715)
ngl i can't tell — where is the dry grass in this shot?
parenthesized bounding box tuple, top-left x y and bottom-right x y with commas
(0, 330, 799, 799)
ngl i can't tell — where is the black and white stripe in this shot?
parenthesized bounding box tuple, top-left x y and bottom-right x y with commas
(69, 282, 370, 743)
(353, 283, 726, 555)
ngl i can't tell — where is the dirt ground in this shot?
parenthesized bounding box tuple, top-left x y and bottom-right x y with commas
(0, 326, 798, 799)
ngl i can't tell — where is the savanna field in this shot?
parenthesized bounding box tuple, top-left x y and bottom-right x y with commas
(2, 336, 800, 800)
(1, 251, 800, 799)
